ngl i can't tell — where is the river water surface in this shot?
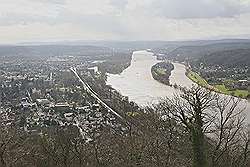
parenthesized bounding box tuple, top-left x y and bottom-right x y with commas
(107, 50, 250, 121)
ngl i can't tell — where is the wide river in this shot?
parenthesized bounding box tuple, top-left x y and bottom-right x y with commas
(107, 50, 250, 121)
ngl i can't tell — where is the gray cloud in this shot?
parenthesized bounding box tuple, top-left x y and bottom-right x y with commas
(0, 14, 57, 26)
(110, 0, 128, 10)
(135, 0, 250, 19)
(31, 0, 66, 5)
(1, 0, 250, 26)
(0, 0, 250, 43)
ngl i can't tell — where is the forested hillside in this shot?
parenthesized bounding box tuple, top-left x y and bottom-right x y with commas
(200, 49, 250, 67)
(165, 42, 250, 62)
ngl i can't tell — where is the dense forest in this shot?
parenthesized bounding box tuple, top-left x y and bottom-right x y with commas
(161, 42, 250, 61)
(199, 49, 250, 67)
(1, 86, 249, 167)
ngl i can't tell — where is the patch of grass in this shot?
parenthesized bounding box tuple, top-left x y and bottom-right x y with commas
(233, 90, 249, 98)
(126, 112, 140, 117)
(187, 71, 208, 86)
(214, 85, 228, 92)
(215, 84, 249, 98)
(156, 68, 166, 75)
(187, 71, 250, 99)
(214, 84, 249, 98)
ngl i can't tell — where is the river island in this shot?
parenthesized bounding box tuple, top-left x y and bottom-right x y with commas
(151, 61, 174, 86)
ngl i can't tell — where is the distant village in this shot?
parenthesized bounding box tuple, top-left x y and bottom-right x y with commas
(192, 64, 250, 95)
(0, 48, 135, 140)
(153, 51, 250, 98)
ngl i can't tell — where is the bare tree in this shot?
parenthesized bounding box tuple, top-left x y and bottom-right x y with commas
(207, 96, 246, 167)
(0, 110, 32, 167)
(230, 128, 250, 167)
(160, 85, 249, 167)
(140, 106, 192, 167)
(161, 86, 217, 167)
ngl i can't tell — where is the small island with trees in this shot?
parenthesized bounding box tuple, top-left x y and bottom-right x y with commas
(151, 61, 174, 85)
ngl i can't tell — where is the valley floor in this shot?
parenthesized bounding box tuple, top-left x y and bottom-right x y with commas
(187, 70, 250, 99)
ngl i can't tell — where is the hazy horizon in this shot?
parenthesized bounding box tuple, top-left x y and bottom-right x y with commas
(0, 36, 250, 45)
(1, 0, 250, 44)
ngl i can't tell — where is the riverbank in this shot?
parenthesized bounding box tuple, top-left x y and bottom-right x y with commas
(186, 70, 250, 99)
(151, 62, 174, 86)
(107, 50, 177, 105)
(98, 51, 133, 74)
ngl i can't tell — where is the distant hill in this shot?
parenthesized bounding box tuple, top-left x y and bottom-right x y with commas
(201, 49, 250, 67)
(164, 42, 250, 62)
(19, 39, 250, 50)
(1, 39, 250, 66)
(0, 45, 111, 58)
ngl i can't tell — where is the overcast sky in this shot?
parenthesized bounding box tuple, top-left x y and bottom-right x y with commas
(1, 0, 250, 43)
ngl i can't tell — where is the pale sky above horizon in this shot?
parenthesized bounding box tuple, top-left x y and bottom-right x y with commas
(1, 0, 250, 43)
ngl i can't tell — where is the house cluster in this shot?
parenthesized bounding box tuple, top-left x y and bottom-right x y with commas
(192, 64, 249, 91)
(226, 79, 250, 90)
(1, 55, 129, 140)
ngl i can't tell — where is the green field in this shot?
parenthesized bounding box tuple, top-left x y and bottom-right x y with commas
(187, 71, 208, 87)
(214, 84, 249, 98)
(187, 71, 250, 99)
(156, 68, 167, 75)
